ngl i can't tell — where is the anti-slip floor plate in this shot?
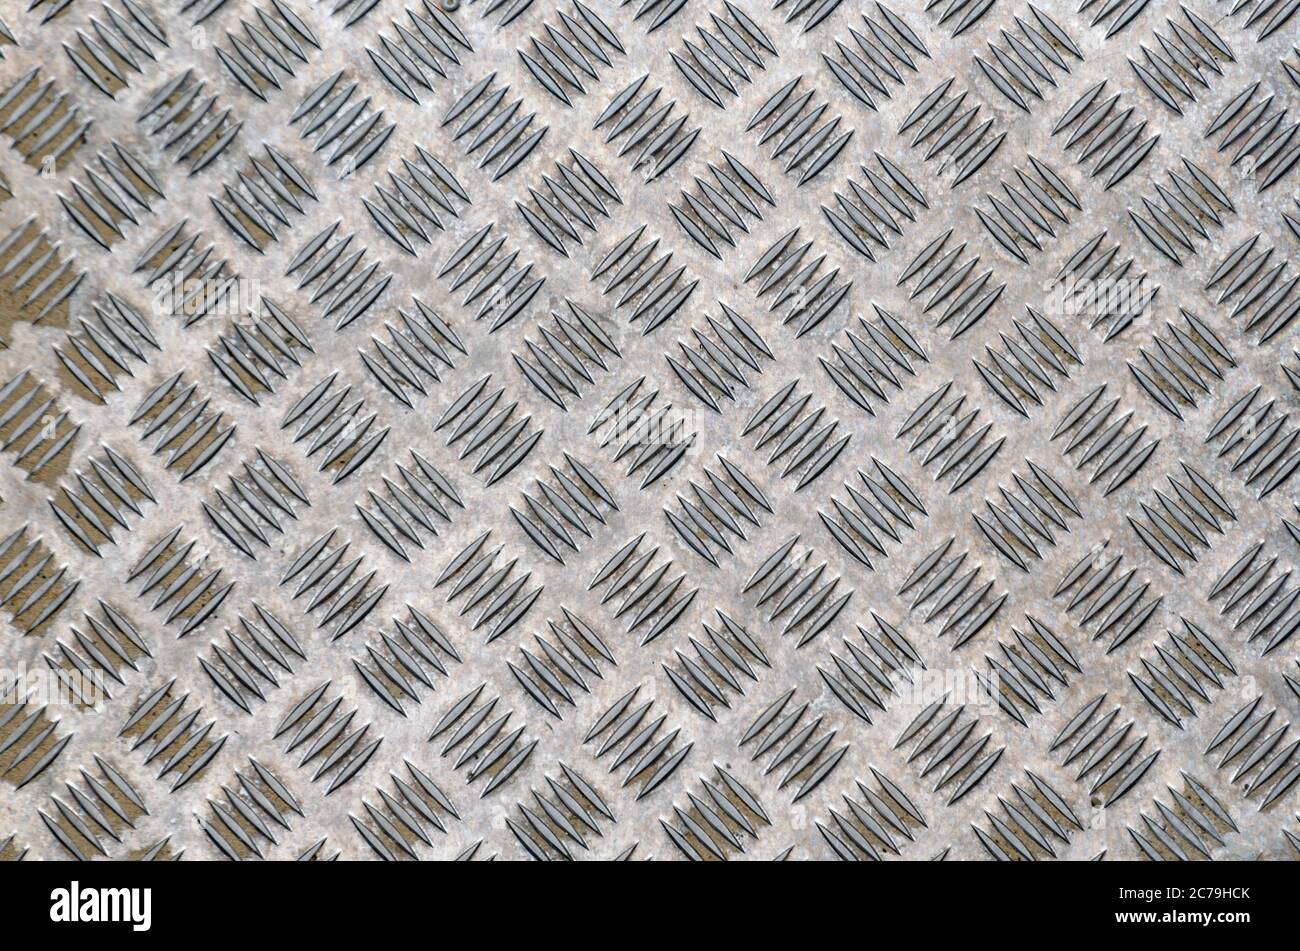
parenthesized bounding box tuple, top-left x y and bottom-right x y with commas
(0, 0, 1299, 861)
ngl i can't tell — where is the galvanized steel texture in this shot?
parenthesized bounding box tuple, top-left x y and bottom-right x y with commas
(0, 0, 1299, 861)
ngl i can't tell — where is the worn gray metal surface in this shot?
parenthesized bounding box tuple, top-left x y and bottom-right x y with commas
(0, 0, 1298, 861)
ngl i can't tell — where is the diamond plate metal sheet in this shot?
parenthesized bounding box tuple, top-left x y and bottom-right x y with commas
(1, 0, 1299, 862)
